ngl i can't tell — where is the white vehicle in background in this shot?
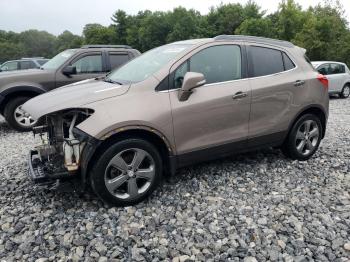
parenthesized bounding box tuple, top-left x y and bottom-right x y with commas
(312, 61, 350, 98)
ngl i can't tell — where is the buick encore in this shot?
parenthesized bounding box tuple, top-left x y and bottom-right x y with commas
(22, 35, 329, 206)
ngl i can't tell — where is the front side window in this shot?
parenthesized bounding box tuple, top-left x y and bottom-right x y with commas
(173, 45, 242, 88)
(71, 54, 103, 74)
(317, 64, 330, 75)
(250, 46, 285, 77)
(1, 61, 18, 71)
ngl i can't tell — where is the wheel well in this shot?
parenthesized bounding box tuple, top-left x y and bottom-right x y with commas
(86, 129, 172, 179)
(290, 107, 327, 139)
(0, 90, 40, 115)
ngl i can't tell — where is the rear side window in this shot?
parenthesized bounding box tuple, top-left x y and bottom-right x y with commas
(20, 61, 35, 69)
(109, 53, 130, 70)
(37, 59, 48, 66)
(249, 46, 296, 77)
(329, 63, 345, 74)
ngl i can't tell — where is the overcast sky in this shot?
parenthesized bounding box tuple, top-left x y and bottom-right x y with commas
(0, 0, 349, 35)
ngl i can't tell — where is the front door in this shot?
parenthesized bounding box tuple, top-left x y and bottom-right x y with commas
(169, 44, 251, 165)
(55, 52, 106, 87)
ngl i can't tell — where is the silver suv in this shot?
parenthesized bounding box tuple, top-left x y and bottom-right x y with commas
(312, 61, 350, 98)
(22, 35, 329, 206)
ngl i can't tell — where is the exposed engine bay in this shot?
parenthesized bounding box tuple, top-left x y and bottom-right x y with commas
(30, 109, 93, 183)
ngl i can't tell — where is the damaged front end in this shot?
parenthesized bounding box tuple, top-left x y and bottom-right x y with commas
(28, 109, 94, 187)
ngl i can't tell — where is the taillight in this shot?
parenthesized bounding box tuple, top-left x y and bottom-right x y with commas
(317, 74, 328, 89)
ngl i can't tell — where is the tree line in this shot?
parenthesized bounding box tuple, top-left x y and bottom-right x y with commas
(0, 0, 349, 65)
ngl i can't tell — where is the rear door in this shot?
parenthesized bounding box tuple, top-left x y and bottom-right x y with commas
(247, 44, 307, 145)
(55, 52, 106, 87)
(329, 63, 347, 92)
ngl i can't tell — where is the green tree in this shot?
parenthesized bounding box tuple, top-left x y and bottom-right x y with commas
(235, 18, 276, 38)
(111, 10, 129, 44)
(166, 7, 202, 42)
(19, 30, 56, 58)
(83, 24, 117, 44)
(275, 0, 307, 41)
(55, 30, 83, 52)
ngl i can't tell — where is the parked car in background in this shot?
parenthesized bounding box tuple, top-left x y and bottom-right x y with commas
(22, 35, 329, 206)
(312, 61, 350, 98)
(0, 45, 140, 131)
(0, 58, 49, 72)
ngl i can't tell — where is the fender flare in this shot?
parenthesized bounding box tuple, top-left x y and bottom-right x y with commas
(0, 85, 46, 97)
(285, 104, 328, 140)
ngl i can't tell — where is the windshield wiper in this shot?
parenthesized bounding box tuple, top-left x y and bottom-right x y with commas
(103, 77, 123, 85)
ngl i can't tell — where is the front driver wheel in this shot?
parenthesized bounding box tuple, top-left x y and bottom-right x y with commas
(4, 96, 37, 132)
(282, 114, 322, 161)
(340, 85, 350, 98)
(90, 138, 163, 206)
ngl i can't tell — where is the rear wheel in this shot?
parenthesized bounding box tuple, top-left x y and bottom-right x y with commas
(282, 114, 322, 161)
(4, 96, 37, 132)
(340, 85, 350, 98)
(90, 138, 163, 206)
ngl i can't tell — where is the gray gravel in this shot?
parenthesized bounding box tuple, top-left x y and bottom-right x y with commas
(0, 98, 349, 261)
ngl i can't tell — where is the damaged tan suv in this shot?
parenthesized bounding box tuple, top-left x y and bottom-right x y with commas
(22, 35, 329, 206)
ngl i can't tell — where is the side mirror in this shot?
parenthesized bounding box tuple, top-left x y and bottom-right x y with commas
(62, 66, 77, 76)
(178, 72, 206, 101)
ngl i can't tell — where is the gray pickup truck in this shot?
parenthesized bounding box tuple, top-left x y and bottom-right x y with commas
(0, 45, 140, 131)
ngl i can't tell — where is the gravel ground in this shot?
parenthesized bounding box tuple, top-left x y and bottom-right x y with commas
(0, 98, 349, 262)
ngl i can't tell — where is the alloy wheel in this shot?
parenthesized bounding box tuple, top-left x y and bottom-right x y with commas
(14, 106, 37, 128)
(295, 119, 319, 156)
(104, 148, 155, 200)
(343, 86, 350, 98)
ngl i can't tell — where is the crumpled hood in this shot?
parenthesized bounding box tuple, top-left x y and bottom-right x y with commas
(22, 79, 130, 120)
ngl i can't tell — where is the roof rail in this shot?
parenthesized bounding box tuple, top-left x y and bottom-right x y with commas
(81, 45, 132, 49)
(21, 57, 45, 59)
(214, 35, 295, 48)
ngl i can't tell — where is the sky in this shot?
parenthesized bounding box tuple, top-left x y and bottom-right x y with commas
(0, 0, 349, 36)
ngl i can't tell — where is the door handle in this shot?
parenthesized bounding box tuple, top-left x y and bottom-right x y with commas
(294, 80, 305, 87)
(232, 91, 248, 100)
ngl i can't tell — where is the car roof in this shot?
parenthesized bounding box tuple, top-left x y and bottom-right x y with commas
(312, 61, 347, 66)
(171, 35, 296, 49)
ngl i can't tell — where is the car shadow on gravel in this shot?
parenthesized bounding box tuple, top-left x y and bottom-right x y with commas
(18, 147, 288, 211)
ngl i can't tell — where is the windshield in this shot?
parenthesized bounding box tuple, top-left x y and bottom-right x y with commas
(107, 44, 193, 83)
(42, 49, 77, 70)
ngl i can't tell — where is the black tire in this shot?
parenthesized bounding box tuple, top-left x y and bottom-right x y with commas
(282, 114, 323, 161)
(3, 96, 35, 132)
(90, 138, 163, 206)
(340, 84, 350, 98)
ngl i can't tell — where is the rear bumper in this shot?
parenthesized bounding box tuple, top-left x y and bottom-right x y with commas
(28, 150, 71, 184)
